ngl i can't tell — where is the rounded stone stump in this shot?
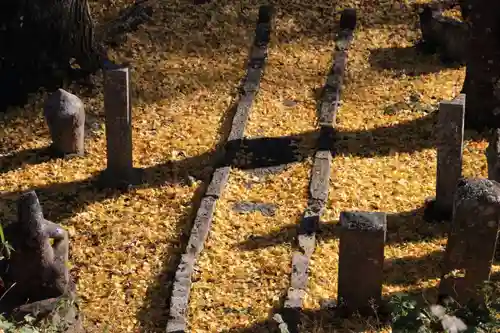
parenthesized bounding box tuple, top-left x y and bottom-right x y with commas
(44, 89, 85, 158)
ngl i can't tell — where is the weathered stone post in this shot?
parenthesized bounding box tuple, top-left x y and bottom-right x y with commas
(100, 64, 141, 188)
(0, 191, 83, 332)
(337, 211, 387, 316)
(424, 94, 465, 221)
(43, 89, 85, 157)
(485, 128, 500, 182)
(439, 178, 500, 306)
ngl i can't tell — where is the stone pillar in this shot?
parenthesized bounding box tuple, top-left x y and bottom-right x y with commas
(43, 89, 85, 158)
(337, 211, 387, 316)
(101, 65, 140, 188)
(485, 128, 500, 182)
(425, 94, 465, 221)
(439, 178, 500, 306)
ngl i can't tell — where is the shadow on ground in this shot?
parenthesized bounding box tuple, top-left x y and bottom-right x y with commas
(369, 46, 464, 77)
(134, 88, 242, 331)
(0, 110, 488, 222)
(237, 205, 449, 252)
(0, 147, 54, 174)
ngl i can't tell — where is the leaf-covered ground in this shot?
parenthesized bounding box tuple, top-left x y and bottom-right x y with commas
(0, 1, 498, 332)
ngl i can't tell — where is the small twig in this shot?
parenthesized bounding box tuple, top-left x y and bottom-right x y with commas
(0, 281, 16, 302)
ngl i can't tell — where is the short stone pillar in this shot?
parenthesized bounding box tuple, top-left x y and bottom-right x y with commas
(337, 211, 387, 316)
(439, 178, 500, 306)
(43, 89, 85, 158)
(100, 64, 141, 189)
(485, 128, 500, 183)
(424, 94, 465, 221)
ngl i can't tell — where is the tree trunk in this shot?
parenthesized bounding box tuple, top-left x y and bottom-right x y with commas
(0, 0, 101, 110)
(461, 0, 500, 130)
(0, 0, 152, 112)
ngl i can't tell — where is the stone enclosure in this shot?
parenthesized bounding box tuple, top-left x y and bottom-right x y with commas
(1, 3, 500, 333)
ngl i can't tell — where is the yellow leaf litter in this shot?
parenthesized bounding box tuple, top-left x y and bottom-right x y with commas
(0, 1, 498, 333)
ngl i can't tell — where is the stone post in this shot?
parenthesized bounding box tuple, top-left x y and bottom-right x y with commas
(485, 128, 500, 182)
(101, 65, 140, 188)
(439, 178, 500, 306)
(337, 211, 387, 316)
(43, 89, 85, 158)
(425, 94, 465, 221)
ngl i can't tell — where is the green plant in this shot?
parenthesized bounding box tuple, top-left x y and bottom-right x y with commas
(0, 314, 41, 333)
(389, 282, 500, 333)
(0, 224, 14, 261)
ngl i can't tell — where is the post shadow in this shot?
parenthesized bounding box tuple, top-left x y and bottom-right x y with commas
(237, 206, 449, 251)
(0, 147, 59, 174)
(134, 182, 208, 332)
(384, 250, 444, 287)
(369, 45, 464, 77)
(0, 148, 216, 224)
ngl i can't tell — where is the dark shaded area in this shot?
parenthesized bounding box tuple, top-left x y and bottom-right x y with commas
(460, 0, 500, 131)
(0, 0, 152, 113)
(0, 0, 101, 112)
(385, 250, 444, 287)
(369, 45, 464, 77)
(0, 109, 437, 175)
(0, 1, 435, 117)
(135, 182, 208, 332)
(237, 206, 449, 251)
(225, 135, 308, 169)
(0, 147, 57, 174)
(0, 132, 313, 222)
(423, 197, 453, 222)
(0, 110, 488, 223)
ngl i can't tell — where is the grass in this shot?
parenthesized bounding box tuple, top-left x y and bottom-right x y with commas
(0, 0, 498, 332)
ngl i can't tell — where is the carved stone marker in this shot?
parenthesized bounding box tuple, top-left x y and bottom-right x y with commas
(44, 89, 85, 157)
(338, 211, 387, 316)
(101, 65, 141, 189)
(439, 178, 500, 306)
(485, 128, 500, 182)
(425, 94, 465, 221)
(0, 191, 82, 331)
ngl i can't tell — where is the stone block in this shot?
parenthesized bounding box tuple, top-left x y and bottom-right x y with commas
(44, 89, 85, 157)
(338, 211, 387, 316)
